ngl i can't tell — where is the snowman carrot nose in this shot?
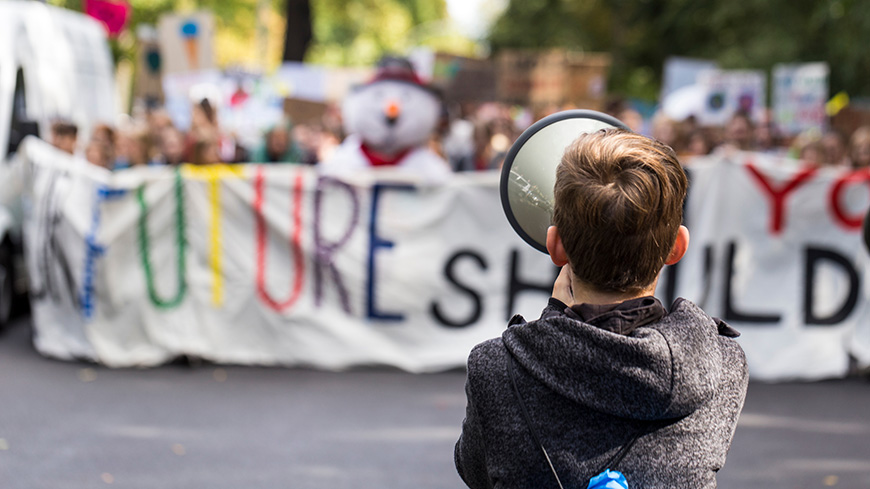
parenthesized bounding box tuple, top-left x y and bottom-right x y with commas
(385, 100, 401, 120)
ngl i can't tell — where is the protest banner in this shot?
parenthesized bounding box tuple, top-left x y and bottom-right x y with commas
(11, 139, 870, 380)
(773, 62, 829, 136)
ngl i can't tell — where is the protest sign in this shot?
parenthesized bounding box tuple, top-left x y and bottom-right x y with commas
(660, 57, 718, 102)
(161, 63, 370, 148)
(695, 70, 767, 126)
(157, 12, 216, 74)
(773, 62, 829, 136)
(13, 139, 870, 380)
(496, 49, 610, 111)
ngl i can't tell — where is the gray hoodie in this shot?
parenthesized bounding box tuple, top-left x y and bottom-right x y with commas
(455, 297, 748, 488)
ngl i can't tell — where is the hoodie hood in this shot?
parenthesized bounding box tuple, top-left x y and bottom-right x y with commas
(502, 298, 735, 421)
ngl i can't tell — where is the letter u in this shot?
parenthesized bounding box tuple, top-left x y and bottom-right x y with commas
(254, 166, 306, 312)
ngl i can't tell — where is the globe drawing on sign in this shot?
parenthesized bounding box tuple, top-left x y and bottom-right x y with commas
(708, 92, 725, 111)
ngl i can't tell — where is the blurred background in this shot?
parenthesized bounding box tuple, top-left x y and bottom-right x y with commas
(3, 0, 870, 488)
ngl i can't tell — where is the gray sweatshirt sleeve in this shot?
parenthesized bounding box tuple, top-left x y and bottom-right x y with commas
(455, 351, 492, 489)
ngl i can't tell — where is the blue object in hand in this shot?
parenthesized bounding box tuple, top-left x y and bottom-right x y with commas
(587, 469, 629, 489)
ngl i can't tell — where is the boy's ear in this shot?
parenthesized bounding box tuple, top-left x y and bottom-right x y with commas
(546, 226, 570, 267)
(665, 225, 690, 265)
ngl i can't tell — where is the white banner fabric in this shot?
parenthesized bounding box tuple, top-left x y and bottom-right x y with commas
(10, 140, 870, 379)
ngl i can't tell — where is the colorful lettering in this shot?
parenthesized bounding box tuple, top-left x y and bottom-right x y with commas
(829, 168, 870, 231)
(81, 185, 127, 318)
(367, 183, 414, 321)
(181, 164, 246, 306)
(313, 176, 359, 313)
(254, 166, 306, 312)
(137, 168, 187, 309)
(746, 163, 817, 235)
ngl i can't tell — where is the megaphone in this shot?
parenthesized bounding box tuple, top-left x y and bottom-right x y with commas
(499, 110, 629, 254)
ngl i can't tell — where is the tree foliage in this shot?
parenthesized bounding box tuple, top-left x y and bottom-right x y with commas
(306, 0, 448, 66)
(488, 0, 870, 100)
(48, 0, 451, 69)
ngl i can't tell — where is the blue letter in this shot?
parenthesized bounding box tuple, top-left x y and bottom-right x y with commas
(367, 182, 414, 321)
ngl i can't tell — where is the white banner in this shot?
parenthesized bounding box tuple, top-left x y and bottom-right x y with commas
(11, 140, 870, 379)
(669, 151, 870, 380)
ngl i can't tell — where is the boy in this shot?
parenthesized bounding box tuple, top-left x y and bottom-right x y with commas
(455, 129, 748, 488)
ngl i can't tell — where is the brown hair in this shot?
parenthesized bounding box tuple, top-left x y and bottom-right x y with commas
(51, 120, 78, 138)
(553, 129, 688, 293)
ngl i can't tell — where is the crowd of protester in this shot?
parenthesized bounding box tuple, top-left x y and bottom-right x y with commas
(48, 96, 870, 173)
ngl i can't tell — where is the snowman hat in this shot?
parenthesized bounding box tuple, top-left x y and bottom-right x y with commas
(367, 56, 431, 90)
(370, 56, 424, 85)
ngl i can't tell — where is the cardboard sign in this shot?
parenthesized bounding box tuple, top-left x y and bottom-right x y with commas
(496, 50, 610, 110)
(773, 62, 829, 136)
(157, 12, 216, 75)
(696, 69, 767, 126)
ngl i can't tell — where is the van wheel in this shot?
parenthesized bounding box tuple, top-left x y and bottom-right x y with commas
(0, 241, 14, 328)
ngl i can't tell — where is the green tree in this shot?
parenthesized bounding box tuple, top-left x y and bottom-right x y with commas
(488, 0, 870, 100)
(306, 0, 447, 66)
(50, 0, 451, 68)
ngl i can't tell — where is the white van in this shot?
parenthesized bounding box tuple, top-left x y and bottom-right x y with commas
(0, 0, 116, 326)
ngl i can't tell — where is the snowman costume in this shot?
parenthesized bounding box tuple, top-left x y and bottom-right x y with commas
(321, 57, 451, 183)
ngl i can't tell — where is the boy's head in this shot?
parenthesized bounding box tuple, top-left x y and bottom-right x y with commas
(550, 129, 688, 295)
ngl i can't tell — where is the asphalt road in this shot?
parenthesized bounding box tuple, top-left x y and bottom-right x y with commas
(2, 315, 870, 489)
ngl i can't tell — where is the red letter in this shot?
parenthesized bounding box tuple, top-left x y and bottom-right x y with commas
(254, 166, 306, 312)
(829, 169, 870, 231)
(746, 163, 817, 234)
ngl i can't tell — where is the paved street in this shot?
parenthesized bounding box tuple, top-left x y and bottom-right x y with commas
(2, 315, 870, 489)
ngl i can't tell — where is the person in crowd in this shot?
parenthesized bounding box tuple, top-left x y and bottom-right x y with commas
(681, 128, 714, 160)
(84, 124, 116, 170)
(190, 129, 222, 165)
(185, 97, 247, 163)
(455, 129, 747, 488)
(222, 130, 249, 163)
(650, 112, 682, 152)
(114, 125, 157, 169)
(472, 118, 513, 171)
(50, 120, 78, 155)
(290, 123, 341, 165)
(617, 106, 645, 134)
(147, 108, 175, 136)
(849, 126, 870, 169)
(250, 124, 303, 163)
(721, 111, 755, 151)
(821, 130, 850, 167)
(798, 137, 825, 166)
(157, 126, 186, 165)
(184, 98, 219, 162)
(754, 110, 784, 153)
